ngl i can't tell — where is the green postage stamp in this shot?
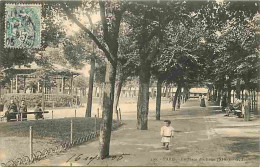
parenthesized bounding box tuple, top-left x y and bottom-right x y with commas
(5, 4, 41, 49)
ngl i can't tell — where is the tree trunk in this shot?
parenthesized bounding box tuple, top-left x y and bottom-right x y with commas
(177, 95, 181, 109)
(257, 91, 259, 113)
(42, 81, 45, 111)
(216, 89, 221, 105)
(244, 90, 250, 121)
(156, 78, 162, 120)
(183, 87, 189, 102)
(244, 79, 251, 121)
(86, 58, 95, 117)
(172, 84, 181, 111)
(213, 86, 217, 101)
(99, 60, 116, 159)
(241, 90, 244, 101)
(227, 81, 232, 105)
(113, 75, 124, 120)
(137, 61, 151, 130)
(253, 90, 256, 114)
(236, 79, 241, 99)
(70, 75, 73, 95)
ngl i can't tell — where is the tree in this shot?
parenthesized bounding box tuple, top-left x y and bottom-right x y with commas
(113, 27, 139, 120)
(124, 1, 207, 129)
(63, 35, 100, 118)
(157, 7, 208, 111)
(196, 1, 259, 108)
(126, 1, 179, 130)
(73, 75, 89, 95)
(59, 0, 128, 158)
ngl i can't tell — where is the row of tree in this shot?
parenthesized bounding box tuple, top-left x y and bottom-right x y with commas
(0, 0, 258, 159)
(48, 0, 260, 159)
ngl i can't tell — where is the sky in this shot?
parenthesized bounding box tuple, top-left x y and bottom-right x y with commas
(63, 12, 100, 36)
(62, 12, 101, 77)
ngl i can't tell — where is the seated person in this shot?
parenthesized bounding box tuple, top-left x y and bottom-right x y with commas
(5, 99, 18, 121)
(18, 100, 28, 120)
(34, 104, 44, 120)
(224, 106, 231, 116)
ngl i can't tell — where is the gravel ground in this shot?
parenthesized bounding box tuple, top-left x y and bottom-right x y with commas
(1, 98, 259, 166)
(30, 99, 260, 166)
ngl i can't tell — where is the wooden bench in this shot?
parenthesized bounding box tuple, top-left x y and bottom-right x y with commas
(7, 111, 49, 122)
(234, 110, 242, 118)
(227, 104, 243, 118)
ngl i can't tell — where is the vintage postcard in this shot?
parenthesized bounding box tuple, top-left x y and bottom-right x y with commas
(0, 0, 259, 166)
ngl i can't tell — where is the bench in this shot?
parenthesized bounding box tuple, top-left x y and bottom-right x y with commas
(5, 111, 49, 122)
(226, 104, 243, 118)
(234, 110, 242, 118)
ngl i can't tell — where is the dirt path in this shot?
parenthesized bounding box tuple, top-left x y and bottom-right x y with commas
(0, 98, 169, 164)
(31, 99, 259, 166)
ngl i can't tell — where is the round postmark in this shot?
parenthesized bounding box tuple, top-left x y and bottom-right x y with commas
(5, 3, 41, 49)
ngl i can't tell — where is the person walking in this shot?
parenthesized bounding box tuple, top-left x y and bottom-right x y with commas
(160, 120, 174, 150)
(200, 95, 206, 107)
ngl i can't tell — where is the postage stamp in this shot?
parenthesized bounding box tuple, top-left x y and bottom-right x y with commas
(5, 4, 41, 49)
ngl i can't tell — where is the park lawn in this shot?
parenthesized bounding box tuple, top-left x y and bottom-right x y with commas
(0, 118, 118, 142)
(0, 118, 121, 163)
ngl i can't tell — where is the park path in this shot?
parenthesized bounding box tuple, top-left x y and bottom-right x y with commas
(31, 99, 259, 166)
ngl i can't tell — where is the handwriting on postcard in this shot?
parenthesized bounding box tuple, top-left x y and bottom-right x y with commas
(66, 153, 131, 165)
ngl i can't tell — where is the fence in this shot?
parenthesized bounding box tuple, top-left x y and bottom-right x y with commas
(0, 115, 122, 167)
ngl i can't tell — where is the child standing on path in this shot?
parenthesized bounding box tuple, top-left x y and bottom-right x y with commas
(160, 120, 174, 150)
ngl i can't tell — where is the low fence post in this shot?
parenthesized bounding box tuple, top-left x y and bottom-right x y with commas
(70, 120, 73, 144)
(97, 108, 99, 118)
(52, 110, 53, 120)
(29, 126, 33, 161)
